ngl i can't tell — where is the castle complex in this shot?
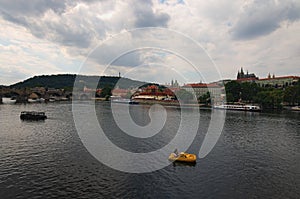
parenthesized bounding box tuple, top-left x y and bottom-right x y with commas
(236, 67, 299, 88)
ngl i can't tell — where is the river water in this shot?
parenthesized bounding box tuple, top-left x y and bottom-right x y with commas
(0, 102, 299, 198)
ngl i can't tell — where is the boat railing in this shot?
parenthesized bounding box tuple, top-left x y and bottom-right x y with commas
(21, 111, 46, 116)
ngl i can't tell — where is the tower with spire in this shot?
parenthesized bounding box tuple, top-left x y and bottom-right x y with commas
(237, 67, 257, 80)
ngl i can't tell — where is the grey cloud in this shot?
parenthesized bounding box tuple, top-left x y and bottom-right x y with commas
(133, 0, 170, 28)
(44, 20, 94, 48)
(0, 0, 170, 51)
(112, 52, 142, 67)
(1, 9, 94, 48)
(0, 0, 67, 16)
(231, 15, 281, 40)
(0, 10, 30, 27)
(231, 0, 300, 40)
(89, 43, 143, 67)
(0, 0, 102, 48)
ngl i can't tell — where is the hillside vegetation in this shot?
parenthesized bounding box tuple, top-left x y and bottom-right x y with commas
(10, 74, 146, 90)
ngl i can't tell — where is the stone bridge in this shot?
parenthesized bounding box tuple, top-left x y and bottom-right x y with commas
(0, 87, 95, 103)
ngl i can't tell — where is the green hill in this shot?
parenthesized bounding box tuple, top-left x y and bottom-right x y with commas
(10, 74, 147, 90)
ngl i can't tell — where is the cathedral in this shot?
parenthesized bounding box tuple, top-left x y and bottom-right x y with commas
(237, 67, 257, 79)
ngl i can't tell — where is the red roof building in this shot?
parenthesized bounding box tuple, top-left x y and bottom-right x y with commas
(256, 76, 300, 88)
(182, 83, 224, 99)
(132, 84, 176, 100)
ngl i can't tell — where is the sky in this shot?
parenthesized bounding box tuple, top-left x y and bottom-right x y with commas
(0, 0, 299, 85)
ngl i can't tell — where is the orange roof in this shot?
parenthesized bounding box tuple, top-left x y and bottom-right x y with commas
(258, 76, 300, 81)
(236, 77, 258, 82)
(136, 92, 168, 96)
(183, 83, 221, 88)
(148, 85, 158, 89)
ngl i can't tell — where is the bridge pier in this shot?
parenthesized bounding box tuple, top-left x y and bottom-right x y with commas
(0, 95, 2, 104)
(16, 95, 28, 103)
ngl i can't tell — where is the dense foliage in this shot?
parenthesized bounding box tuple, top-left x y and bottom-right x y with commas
(98, 86, 112, 100)
(198, 91, 211, 105)
(10, 74, 146, 90)
(223, 80, 300, 109)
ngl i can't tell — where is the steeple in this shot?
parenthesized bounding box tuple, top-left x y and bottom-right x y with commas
(237, 67, 257, 80)
(240, 67, 244, 76)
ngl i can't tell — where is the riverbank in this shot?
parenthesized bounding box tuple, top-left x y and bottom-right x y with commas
(133, 99, 208, 107)
(1, 97, 299, 113)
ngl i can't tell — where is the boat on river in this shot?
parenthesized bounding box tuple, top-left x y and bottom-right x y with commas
(111, 98, 139, 105)
(169, 150, 197, 163)
(2, 97, 17, 104)
(20, 111, 47, 120)
(291, 106, 300, 111)
(28, 98, 45, 103)
(213, 104, 261, 112)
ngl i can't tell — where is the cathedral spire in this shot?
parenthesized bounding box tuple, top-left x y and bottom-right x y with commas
(240, 67, 244, 77)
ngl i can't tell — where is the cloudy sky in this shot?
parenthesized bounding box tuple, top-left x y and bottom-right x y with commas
(0, 0, 299, 85)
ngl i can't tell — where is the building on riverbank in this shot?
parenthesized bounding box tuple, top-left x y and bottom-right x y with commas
(236, 68, 300, 88)
(237, 74, 300, 88)
(132, 84, 176, 100)
(182, 83, 224, 99)
(256, 75, 300, 88)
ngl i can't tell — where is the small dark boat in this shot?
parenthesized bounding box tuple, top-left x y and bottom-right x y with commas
(20, 111, 47, 120)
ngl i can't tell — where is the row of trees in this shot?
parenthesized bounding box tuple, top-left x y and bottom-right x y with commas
(223, 80, 300, 109)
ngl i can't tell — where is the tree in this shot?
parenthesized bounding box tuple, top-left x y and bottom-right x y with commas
(240, 82, 260, 102)
(296, 80, 300, 104)
(283, 86, 297, 105)
(198, 92, 211, 105)
(225, 81, 241, 102)
(283, 80, 300, 105)
(225, 93, 234, 103)
(254, 89, 283, 109)
(99, 86, 112, 100)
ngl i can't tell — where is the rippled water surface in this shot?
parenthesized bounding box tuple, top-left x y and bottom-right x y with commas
(0, 102, 299, 198)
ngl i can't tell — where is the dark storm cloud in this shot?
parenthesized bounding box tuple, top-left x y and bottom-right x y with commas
(133, 0, 170, 28)
(231, 0, 300, 40)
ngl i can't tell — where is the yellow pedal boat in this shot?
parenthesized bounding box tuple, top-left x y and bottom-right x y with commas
(169, 152, 197, 163)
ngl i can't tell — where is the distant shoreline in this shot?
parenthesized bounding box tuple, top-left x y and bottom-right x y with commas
(2, 97, 299, 113)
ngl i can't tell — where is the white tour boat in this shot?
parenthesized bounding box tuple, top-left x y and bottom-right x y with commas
(213, 104, 261, 112)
